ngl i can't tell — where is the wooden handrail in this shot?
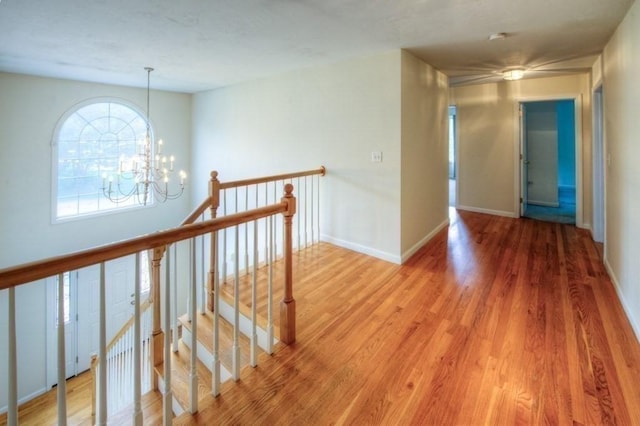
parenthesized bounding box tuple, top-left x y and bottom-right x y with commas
(105, 298, 152, 355)
(219, 166, 325, 190)
(0, 202, 288, 290)
(180, 197, 212, 226)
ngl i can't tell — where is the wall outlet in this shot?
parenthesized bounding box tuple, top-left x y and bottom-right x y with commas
(371, 151, 383, 163)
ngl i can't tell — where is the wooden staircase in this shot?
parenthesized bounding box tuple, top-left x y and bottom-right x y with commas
(155, 285, 276, 419)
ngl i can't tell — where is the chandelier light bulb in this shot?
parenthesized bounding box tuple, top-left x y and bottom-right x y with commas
(101, 67, 185, 205)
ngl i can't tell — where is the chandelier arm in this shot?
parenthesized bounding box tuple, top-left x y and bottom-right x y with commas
(100, 67, 185, 207)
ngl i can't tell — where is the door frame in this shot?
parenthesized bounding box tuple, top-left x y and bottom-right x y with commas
(592, 84, 606, 245)
(513, 93, 584, 228)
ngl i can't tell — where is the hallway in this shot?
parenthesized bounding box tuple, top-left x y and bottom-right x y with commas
(179, 210, 640, 424)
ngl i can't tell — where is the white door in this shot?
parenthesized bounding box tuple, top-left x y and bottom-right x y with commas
(77, 265, 100, 372)
(47, 272, 78, 386)
(520, 104, 528, 216)
(47, 253, 150, 387)
(105, 256, 136, 341)
(526, 102, 559, 207)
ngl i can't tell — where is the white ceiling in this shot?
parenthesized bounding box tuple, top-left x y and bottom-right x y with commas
(0, 0, 634, 93)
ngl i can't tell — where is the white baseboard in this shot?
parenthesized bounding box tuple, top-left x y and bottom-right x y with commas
(0, 387, 47, 415)
(320, 234, 401, 264)
(456, 205, 518, 219)
(401, 218, 450, 263)
(604, 258, 640, 343)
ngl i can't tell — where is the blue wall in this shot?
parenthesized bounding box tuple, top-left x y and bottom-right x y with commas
(557, 100, 575, 188)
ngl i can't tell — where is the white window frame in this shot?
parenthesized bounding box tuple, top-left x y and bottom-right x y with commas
(51, 97, 154, 223)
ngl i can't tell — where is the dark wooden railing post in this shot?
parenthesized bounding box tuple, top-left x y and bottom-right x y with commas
(208, 171, 220, 312)
(151, 246, 165, 387)
(280, 183, 296, 344)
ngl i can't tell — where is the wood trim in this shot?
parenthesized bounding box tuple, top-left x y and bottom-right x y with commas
(219, 166, 325, 190)
(180, 198, 212, 226)
(98, 298, 153, 355)
(0, 202, 288, 290)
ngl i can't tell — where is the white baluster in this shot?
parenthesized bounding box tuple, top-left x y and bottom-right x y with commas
(172, 245, 178, 352)
(212, 229, 221, 397)
(304, 176, 308, 248)
(255, 186, 258, 265)
(267, 216, 274, 354)
(245, 187, 249, 275)
(163, 247, 172, 426)
(57, 273, 68, 425)
(311, 175, 315, 244)
(133, 252, 143, 425)
(189, 237, 199, 413)
(200, 213, 206, 314)
(273, 182, 278, 256)
(251, 219, 258, 367)
(232, 224, 241, 380)
(7, 287, 17, 426)
(317, 174, 321, 244)
(264, 184, 269, 265)
(297, 177, 301, 250)
(222, 190, 227, 284)
(98, 262, 107, 425)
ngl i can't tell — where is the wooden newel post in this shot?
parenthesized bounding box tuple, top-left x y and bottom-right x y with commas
(151, 246, 165, 383)
(280, 183, 296, 344)
(208, 171, 220, 312)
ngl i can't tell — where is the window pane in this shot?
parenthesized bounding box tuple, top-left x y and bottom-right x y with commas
(55, 100, 153, 219)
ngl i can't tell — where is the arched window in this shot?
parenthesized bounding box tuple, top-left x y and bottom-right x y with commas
(53, 99, 151, 220)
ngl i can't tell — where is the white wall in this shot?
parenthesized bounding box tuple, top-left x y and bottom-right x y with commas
(601, 0, 640, 338)
(450, 74, 592, 221)
(0, 73, 192, 410)
(400, 51, 449, 260)
(192, 51, 404, 262)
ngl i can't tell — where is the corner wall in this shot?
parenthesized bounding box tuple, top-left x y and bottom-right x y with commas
(400, 51, 449, 260)
(192, 51, 403, 262)
(601, 0, 640, 337)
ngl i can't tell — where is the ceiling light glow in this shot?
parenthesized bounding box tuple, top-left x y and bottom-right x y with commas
(489, 32, 507, 41)
(503, 69, 525, 80)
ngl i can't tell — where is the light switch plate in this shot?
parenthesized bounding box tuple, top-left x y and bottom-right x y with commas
(371, 151, 383, 163)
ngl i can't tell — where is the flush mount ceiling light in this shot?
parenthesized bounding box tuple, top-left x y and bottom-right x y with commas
(488, 32, 507, 41)
(503, 69, 525, 80)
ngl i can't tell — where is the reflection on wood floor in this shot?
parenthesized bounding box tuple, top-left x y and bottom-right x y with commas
(4, 209, 640, 425)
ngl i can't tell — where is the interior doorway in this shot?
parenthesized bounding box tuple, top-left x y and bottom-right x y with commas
(448, 105, 457, 207)
(520, 100, 576, 224)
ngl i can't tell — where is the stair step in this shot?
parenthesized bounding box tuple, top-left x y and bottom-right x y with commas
(179, 311, 255, 372)
(107, 389, 164, 425)
(155, 340, 215, 414)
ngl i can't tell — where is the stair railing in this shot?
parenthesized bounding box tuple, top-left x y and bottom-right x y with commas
(90, 298, 153, 421)
(0, 184, 297, 426)
(206, 166, 325, 313)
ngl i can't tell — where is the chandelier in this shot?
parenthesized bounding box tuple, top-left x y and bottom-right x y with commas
(102, 67, 186, 206)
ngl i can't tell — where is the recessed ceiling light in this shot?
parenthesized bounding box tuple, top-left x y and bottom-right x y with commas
(489, 32, 507, 41)
(503, 69, 525, 80)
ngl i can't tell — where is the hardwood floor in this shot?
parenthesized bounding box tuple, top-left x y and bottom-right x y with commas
(5, 210, 640, 424)
(177, 210, 640, 425)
